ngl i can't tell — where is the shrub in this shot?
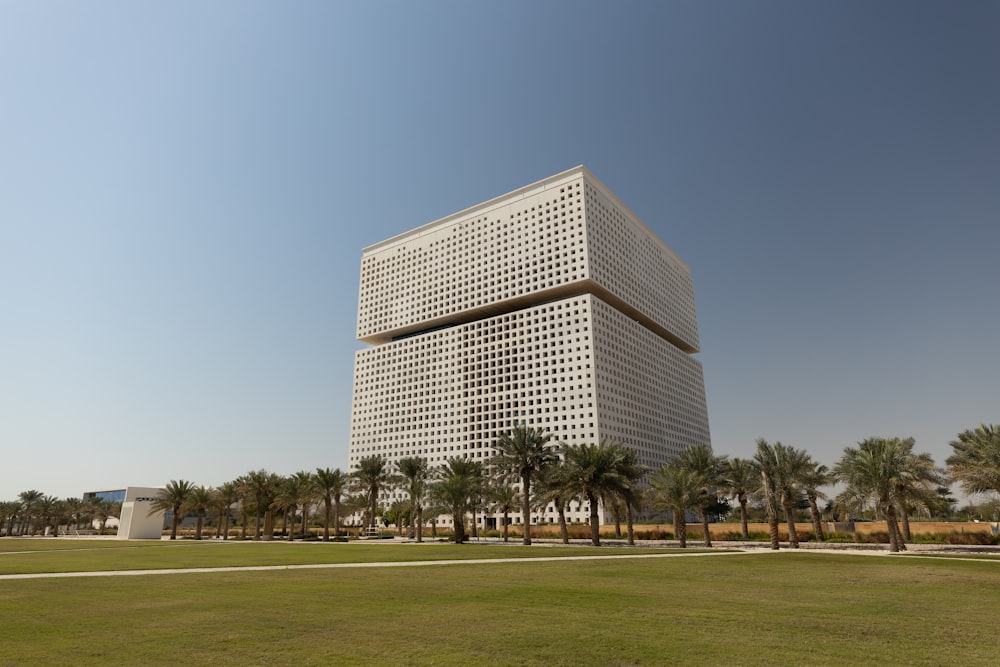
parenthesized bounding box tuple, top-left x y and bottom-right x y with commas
(854, 531, 890, 544)
(823, 532, 854, 543)
(744, 531, 772, 542)
(945, 531, 994, 546)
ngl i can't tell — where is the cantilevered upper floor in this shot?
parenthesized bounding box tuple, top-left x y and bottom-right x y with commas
(356, 166, 700, 353)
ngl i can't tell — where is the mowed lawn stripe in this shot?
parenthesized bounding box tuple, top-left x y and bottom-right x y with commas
(0, 539, 707, 575)
(0, 549, 750, 580)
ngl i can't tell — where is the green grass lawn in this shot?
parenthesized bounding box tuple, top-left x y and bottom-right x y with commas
(1, 542, 997, 666)
(0, 538, 690, 575)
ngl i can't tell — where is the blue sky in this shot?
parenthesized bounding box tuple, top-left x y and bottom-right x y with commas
(2, 1, 997, 502)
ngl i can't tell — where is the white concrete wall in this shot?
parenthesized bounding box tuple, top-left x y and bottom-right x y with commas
(116, 486, 166, 540)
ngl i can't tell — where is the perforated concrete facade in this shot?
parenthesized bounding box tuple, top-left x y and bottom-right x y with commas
(349, 166, 710, 526)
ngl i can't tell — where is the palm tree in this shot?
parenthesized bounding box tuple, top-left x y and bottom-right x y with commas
(35, 495, 60, 536)
(720, 458, 755, 539)
(893, 441, 946, 542)
(947, 424, 1000, 498)
(753, 439, 784, 550)
(533, 460, 574, 544)
(834, 437, 925, 553)
(277, 475, 302, 541)
(313, 467, 347, 541)
(345, 490, 373, 535)
(62, 497, 87, 532)
(613, 446, 646, 546)
(290, 470, 317, 539)
(562, 441, 628, 546)
(17, 490, 43, 536)
(240, 470, 280, 540)
(396, 457, 429, 541)
(150, 480, 195, 540)
(647, 461, 703, 548)
(777, 444, 811, 548)
(234, 475, 251, 539)
(490, 481, 520, 543)
(214, 482, 239, 540)
(427, 457, 485, 543)
(92, 498, 118, 535)
(754, 439, 810, 548)
(800, 460, 832, 542)
(491, 426, 557, 546)
(1, 501, 20, 536)
(185, 486, 214, 540)
(352, 455, 394, 532)
(676, 443, 726, 547)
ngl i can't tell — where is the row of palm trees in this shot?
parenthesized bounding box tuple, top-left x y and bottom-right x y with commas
(1, 491, 120, 537)
(362, 423, 999, 553)
(5, 424, 996, 552)
(137, 429, 644, 547)
(651, 425, 1000, 553)
(147, 467, 351, 541)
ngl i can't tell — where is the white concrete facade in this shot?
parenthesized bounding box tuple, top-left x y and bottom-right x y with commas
(349, 166, 710, 525)
(116, 486, 166, 539)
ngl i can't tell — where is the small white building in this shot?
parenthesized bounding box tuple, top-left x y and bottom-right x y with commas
(116, 486, 166, 539)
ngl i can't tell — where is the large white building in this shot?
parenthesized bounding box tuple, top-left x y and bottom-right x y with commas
(349, 166, 710, 526)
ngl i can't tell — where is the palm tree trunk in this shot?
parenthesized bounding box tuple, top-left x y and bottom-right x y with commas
(323, 500, 331, 541)
(502, 511, 509, 543)
(195, 512, 204, 540)
(170, 503, 181, 540)
(454, 516, 464, 544)
(808, 494, 825, 541)
(522, 475, 532, 546)
(676, 513, 687, 549)
(767, 510, 780, 550)
(334, 500, 341, 538)
(263, 510, 274, 541)
(885, 504, 900, 552)
(557, 502, 568, 544)
(301, 505, 309, 539)
(626, 502, 635, 546)
(782, 498, 799, 548)
(415, 505, 423, 542)
(739, 495, 749, 539)
(699, 509, 712, 548)
(588, 492, 601, 546)
(899, 504, 912, 543)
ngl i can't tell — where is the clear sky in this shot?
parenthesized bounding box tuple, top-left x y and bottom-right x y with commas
(2, 1, 997, 502)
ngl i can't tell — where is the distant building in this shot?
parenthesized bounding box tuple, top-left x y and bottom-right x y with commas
(348, 166, 711, 526)
(82, 489, 127, 504)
